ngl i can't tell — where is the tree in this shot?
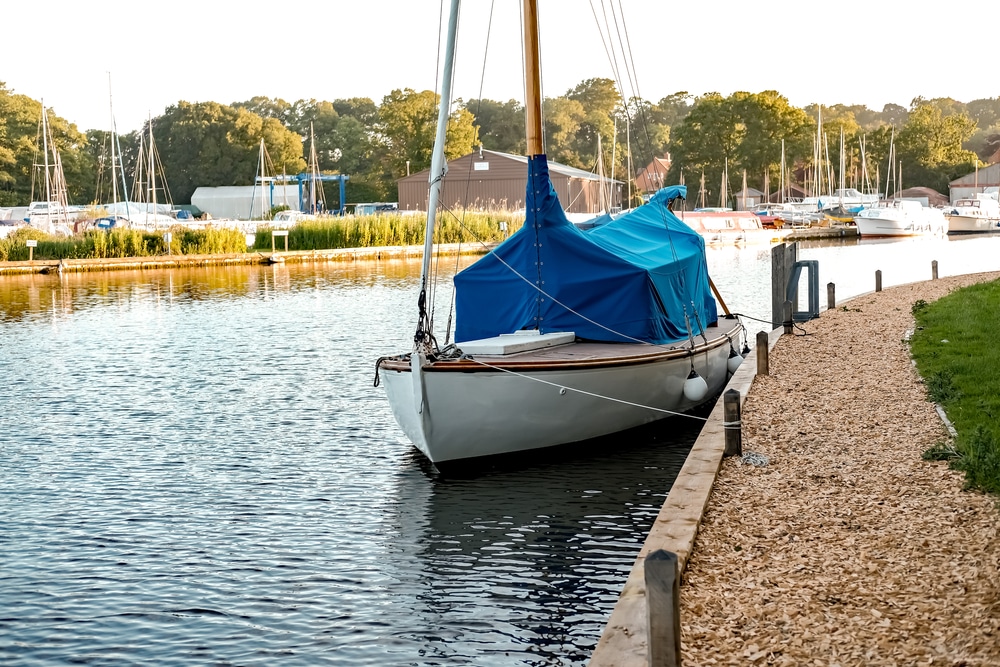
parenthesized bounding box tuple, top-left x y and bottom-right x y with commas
(566, 78, 620, 171)
(541, 97, 586, 167)
(332, 98, 379, 127)
(896, 103, 979, 192)
(232, 96, 294, 125)
(376, 88, 476, 176)
(879, 103, 909, 127)
(966, 98, 1000, 130)
(666, 91, 811, 200)
(0, 84, 92, 206)
(150, 101, 305, 204)
(464, 98, 525, 155)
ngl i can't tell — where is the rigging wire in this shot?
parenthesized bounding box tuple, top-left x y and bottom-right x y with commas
(461, 356, 711, 421)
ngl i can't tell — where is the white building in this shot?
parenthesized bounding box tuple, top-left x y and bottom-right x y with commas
(948, 163, 1000, 203)
(191, 185, 301, 220)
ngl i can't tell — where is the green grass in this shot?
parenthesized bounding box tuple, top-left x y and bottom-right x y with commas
(0, 211, 524, 261)
(909, 280, 1000, 495)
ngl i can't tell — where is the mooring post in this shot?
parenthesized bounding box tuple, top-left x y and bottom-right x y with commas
(756, 330, 769, 376)
(875, 269, 882, 292)
(932, 260, 938, 280)
(645, 549, 682, 667)
(723, 388, 742, 457)
(782, 300, 793, 334)
(827, 282, 836, 310)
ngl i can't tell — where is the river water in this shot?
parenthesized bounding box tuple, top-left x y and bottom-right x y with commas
(2, 234, 999, 666)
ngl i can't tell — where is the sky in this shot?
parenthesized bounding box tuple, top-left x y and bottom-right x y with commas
(3, 0, 993, 134)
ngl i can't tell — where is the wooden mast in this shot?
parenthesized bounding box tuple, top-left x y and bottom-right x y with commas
(523, 0, 543, 157)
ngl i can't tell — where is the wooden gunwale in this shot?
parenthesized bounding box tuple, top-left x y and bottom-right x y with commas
(379, 321, 740, 373)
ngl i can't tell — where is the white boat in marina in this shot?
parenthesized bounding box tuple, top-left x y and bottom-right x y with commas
(853, 199, 947, 237)
(375, 0, 745, 468)
(944, 193, 1000, 234)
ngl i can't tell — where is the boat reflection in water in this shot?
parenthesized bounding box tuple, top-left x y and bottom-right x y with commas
(384, 413, 706, 665)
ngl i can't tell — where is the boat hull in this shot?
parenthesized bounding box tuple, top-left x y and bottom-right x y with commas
(945, 214, 1000, 234)
(379, 326, 739, 464)
(853, 204, 946, 238)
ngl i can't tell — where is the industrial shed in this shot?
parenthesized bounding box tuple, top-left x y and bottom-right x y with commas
(397, 149, 622, 215)
(949, 163, 1000, 202)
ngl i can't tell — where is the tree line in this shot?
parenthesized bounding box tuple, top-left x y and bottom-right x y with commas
(2, 79, 998, 210)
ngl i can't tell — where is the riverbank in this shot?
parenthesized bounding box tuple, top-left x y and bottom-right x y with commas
(0, 242, 492, 275)
(591, 272, 1000, 666)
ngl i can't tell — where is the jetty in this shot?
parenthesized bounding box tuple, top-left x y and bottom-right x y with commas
(590, 270, 1000, 666)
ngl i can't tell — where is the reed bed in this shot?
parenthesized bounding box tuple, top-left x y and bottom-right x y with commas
(251, 211, 524, 251)
(1, 211, 526, 262)
(0, 226, 249, 261)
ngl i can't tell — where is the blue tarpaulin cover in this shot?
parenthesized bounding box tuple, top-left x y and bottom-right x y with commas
(453, 155, 718, 345)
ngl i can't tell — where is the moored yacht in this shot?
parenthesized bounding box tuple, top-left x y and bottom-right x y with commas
(853, 200, 947, 237)
(944, 194, 1000, 234)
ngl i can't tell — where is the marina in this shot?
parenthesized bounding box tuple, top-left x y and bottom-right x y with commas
(2, 234, 1000, 665)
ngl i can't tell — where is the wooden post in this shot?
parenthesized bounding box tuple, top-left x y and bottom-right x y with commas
(783, 300, 793, 334)
(723, 388, 742, 457)
(932, 260, 938, 280)
(756, 330, 769, 376)
(29, 246, 34, 262)
(284, 235, 289, 252)
(645, 549, 682, 667)
(875, 269, 882, 292)
(771, 242, 798, 328)
(271, 234, 276, 253)
(827, 282, 836, 310)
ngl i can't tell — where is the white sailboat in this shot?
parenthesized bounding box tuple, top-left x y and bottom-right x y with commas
(375, 0, 745, 468)
(120, 116, 175, 230)
(27, 102, 76, 235)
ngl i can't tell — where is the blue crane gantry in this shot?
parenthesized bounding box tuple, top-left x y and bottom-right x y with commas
(256, 173, 349, 216)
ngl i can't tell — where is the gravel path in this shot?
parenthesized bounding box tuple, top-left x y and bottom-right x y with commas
(679, 272, 1000, 666)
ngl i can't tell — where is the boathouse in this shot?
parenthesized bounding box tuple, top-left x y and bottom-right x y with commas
(633, 154, 671, 197)
(396, 148, 622, 215)
(948, 163, 1000, 202)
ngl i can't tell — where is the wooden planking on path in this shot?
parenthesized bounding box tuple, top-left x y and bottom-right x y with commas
(588, 325, 782, 667)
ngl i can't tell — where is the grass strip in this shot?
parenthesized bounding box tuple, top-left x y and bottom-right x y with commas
(910, 283, 1000, 495)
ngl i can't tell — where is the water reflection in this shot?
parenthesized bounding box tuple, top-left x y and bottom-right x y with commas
(1, 235, 999, 666)
(385, 417, 704, 665)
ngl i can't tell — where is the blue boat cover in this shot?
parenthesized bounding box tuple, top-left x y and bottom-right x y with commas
(453, 155, 718, 345)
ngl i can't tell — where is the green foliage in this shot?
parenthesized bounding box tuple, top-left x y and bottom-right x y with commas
(667, 91, 812, 200)
(0, 225, 248, 260)
(148, 101, 307, 204)
(922, 441, 960, 462)
(376, 88, 476, 181)
(465, 98, 526, 155)
(896, 103, 979, 193)
(248, 212, 523, 252)
(910, 279, 1000, 494)
(951, 427, 1000, 494)
(926, 369, 960, 404)
(0, 83, 93, 206)
(5, 80, 1000, 212)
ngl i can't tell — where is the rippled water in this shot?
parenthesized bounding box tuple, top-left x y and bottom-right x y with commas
(2, 235, 998, 665)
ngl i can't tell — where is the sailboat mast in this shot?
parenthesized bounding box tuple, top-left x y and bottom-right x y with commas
(41, 102, 52, 206)
(108, 75, 119, 205)
(414, 0, 460, 351)
(524, 0, 543, 157)
(148, 115, 157, 212)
